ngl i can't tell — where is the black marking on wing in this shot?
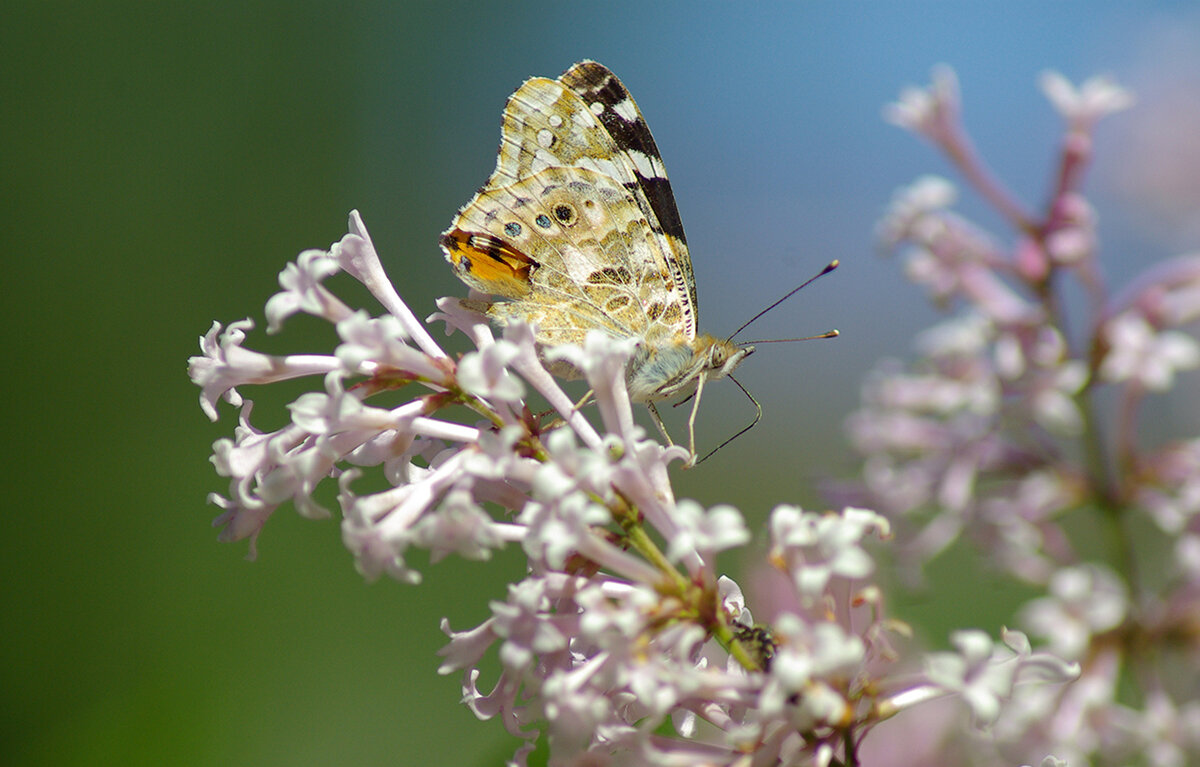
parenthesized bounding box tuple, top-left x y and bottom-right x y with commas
(559, 61, 688, 246)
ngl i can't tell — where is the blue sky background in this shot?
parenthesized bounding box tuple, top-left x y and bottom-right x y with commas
(5, 3, 1200, 765)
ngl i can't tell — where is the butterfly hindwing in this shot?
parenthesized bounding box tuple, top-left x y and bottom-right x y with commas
(453, 162, 700, 347)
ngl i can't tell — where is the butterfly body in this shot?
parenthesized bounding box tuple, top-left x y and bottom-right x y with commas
(626, 334, 746, 404)
(441, 61, 753, 449)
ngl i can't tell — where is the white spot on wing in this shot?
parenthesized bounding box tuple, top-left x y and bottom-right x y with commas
(627, 150, 667, 180)
(530, 149, 556, 174)
(548, 114, 563, 128)
(573, 154, 623, 181)
(560, 244, 605, 282)
(589, 101, 604, 116)
(537, 129, 554, 148)
(581, 200, 609, 228)
(611, 98, 638, 122)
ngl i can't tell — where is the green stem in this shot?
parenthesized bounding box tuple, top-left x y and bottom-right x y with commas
(617, 508, 763, 671)
(1075, 381, 1138, 586)
(622, 521, 691, 594)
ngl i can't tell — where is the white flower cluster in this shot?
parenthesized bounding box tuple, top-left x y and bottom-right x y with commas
(836, 68, 1200, 764)
(190, 212, 1077, 765)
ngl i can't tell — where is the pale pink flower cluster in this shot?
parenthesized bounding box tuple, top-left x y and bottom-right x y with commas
(190, 211, 1076, 765)
(837, 68, 1200, 764)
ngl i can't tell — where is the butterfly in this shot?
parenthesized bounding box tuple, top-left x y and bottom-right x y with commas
(440, 60, 753, 461)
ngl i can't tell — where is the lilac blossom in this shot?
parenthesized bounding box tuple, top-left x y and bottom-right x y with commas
(834, 66, 1200, 763)
(190, 207, 1077, 764)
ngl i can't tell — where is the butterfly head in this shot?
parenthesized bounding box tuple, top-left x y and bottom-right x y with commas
(702, 334, 755, 383)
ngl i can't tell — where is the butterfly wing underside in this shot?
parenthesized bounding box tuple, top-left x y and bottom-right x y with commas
(441, 61, 699, 351)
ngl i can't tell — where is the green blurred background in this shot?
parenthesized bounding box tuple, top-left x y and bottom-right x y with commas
(5, 2, 1199, 765)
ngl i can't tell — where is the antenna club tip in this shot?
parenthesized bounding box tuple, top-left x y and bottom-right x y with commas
(829, 329, 840, 338)
(826, 259, 840, 271)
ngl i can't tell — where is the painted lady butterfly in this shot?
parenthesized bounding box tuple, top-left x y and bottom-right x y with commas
(441, 61, 753, 459)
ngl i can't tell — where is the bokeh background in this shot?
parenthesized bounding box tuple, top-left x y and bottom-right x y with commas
(5, 2, 1200, 765)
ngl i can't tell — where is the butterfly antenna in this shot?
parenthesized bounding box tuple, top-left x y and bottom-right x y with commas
(740, 329, 840, 345)
(728, 260, 839, 341)
(695, 374, 761, 465)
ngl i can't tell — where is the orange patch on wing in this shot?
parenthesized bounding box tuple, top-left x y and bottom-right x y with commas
(440, 228, 537, 298)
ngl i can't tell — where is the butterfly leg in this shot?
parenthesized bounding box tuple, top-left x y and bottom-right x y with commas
(571, 388, 595, 416)
(646, 402, 676, 447)
(683, 375, 706, 468)
(533, 388, 593, 430)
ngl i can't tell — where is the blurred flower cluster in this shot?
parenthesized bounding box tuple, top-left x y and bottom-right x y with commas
(832, 67, 1200, 764)
(189, 208, 1077, 765)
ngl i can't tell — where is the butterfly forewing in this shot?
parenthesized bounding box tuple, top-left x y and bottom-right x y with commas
(557, 62, 690, 246)
(557, 62, 698, 334)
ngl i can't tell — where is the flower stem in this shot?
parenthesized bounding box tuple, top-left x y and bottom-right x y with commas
(941, 122, 1038, 236)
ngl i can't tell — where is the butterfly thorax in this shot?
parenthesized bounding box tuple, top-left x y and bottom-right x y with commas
(628, 334, 753, 403)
